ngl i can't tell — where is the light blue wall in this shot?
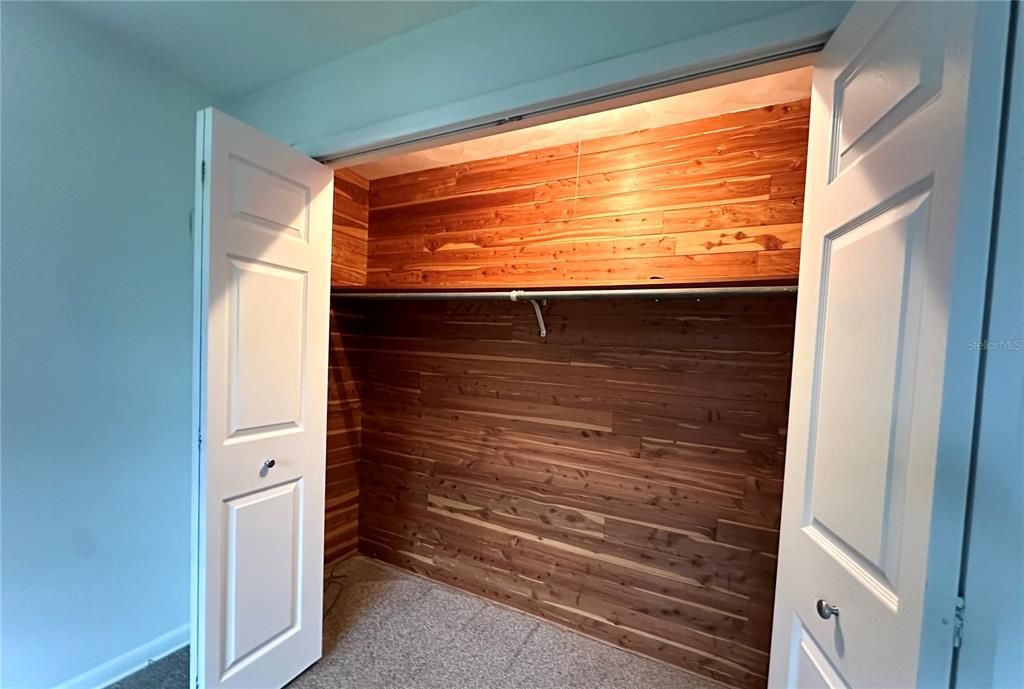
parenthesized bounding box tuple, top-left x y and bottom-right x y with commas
(955, 9, 1024, 689)
(227, 1, 850, 156)
(1, 3, 212, 687)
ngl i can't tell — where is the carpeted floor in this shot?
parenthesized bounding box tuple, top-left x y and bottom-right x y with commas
(107, 648, 189, 689)
(111, 555, 718, 689)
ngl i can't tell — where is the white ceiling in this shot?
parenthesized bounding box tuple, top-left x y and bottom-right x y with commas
(58, 1, 475, 99)
(351, 66, 814, 180)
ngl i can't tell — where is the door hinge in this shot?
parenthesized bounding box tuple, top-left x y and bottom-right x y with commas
(200, 160, 206, 183)
(953, 595, 966, 648)
(197, 432, 203, 450)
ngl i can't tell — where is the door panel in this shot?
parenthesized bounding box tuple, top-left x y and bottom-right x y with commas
(229, 155, 311, 241)
(831, 5, 944, 180)
(228, 258, 307, 438)
(193, 108, 333, 689)
(807, 187, 930, 593)
(793, 624, 850, 689)
(223, 480, 303, 672)
(769, 2, 1009, 688)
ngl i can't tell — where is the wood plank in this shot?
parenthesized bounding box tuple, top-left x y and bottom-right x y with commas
(331, 168, 369, 287)
(366, 251, 780, 288)
(576, 119, 809, 179)
(580, 99, 811, 155)
(323, 306, 363, 564)
(671, 223, 802, 256)
(369, 141, 582, 203)
(542, 146, 806, 202)
(369, 213, 664, 256)
(663, 197, 804, 232)
(374, 235, 677, 271)
(716, 519, 781, 554)
(368, 176, 773, 237)
(768, 170, 807, 199)
(756, 248, 801, 276)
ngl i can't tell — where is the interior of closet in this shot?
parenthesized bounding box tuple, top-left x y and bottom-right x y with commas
(322, 66, 812, 689)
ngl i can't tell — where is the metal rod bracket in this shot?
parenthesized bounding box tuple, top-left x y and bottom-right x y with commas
(528, 299, 547, 338)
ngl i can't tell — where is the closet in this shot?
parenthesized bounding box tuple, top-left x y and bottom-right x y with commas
(322, 69, 810, 689)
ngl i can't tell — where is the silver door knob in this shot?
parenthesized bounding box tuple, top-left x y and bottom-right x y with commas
(263, 458, 276, 469)
(816, 599, 839, 620)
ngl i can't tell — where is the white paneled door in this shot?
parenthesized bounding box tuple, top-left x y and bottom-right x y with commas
(769, 3, 1009, 689)
(191, 109, 333, 689)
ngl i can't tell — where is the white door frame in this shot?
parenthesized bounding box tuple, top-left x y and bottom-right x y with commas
(954, 5, 1024, 688)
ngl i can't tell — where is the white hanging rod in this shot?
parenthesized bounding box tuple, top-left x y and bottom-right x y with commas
(330, 285, 797, 301)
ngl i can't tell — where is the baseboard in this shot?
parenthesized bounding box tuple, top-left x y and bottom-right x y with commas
(52, 624, 188, 689)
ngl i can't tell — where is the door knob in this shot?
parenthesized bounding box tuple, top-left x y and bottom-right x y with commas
(263, 458, 276, 469)
(816, 599, 839, 620)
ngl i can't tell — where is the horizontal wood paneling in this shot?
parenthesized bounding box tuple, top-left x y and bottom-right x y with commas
(336, 296, 796, 688)
(331, 168, 369, 287)
(325, 168, 369, 561)
(363, 100, 809, 288)
(324, 306, 363, 563)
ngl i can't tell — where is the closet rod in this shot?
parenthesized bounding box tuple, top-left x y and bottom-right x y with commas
(330, 285, 797, 301)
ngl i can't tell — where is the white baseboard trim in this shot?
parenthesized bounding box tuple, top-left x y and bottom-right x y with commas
(52, 624, 188, 689)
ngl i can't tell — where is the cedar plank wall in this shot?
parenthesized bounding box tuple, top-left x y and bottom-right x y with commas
(325, 169, 368, 562)
(327, 101, 809, 686)
(365, 100, 809, 288)
(332, 168, 370, 286)
(345, 295, 797, 689)
(324, 310, 361, 563)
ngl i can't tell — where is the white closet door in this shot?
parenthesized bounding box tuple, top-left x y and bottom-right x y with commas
(191, 108, 333, 689)
(768, 2, 1009, 688)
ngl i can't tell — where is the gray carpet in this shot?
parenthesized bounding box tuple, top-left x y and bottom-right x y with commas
(110, 555, 717, 689)
(107, 647, 189, 689)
